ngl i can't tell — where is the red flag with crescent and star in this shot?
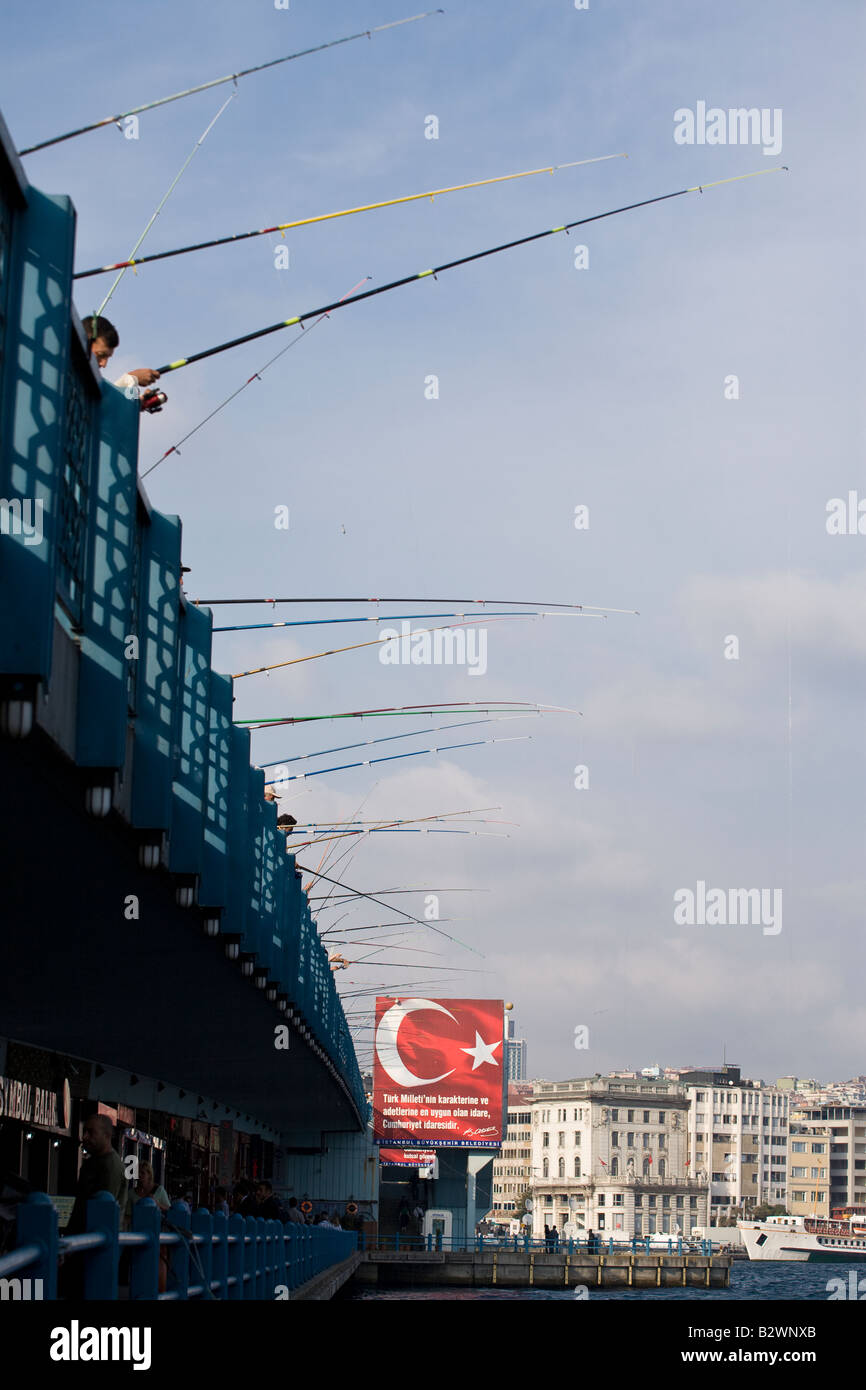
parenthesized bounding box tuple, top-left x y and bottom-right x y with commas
(373, 997, 505, 1148)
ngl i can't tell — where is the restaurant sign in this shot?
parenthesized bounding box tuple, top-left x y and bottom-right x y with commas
(0, 1073, 72, 1135)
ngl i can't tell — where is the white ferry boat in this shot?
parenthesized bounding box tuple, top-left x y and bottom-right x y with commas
(738, 1207, 866, 1262)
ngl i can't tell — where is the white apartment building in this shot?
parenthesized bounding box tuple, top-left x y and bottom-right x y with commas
(680, 1066, 788, 1217)
(788, 1102, 866, 1216)
(529, 1077, 709, 1238)
(491, 1100, 533, 1216)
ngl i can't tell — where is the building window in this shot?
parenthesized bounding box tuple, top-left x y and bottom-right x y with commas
(658, 1135, 665, 1149)
(791, 1143, 806, 1153)
(611, 1110, 619, 1121)
(658, 1159, 666, 1178)
(610, 1158, 619, 1176)
(612, 1131, 619, 1147)
(543, 1132, 549, 1147)
(643, 1159, 651, 1177)
(643, 1112, 650, 1124)
(597, 1195, 605, 1206)
(558, 1132, 565, 1147)
(574, 1158, 581, 1178)
(627, 1110, 634, 1122)
(558, 1157, 565, 1178)
(543, 1158, 549, 1178)
(574, 1132, 581, 1146)
(658, 1113, 664, 1125)
(643, 1134, 650, 1149)
(613, 1194, 624, 1206)
(627, 1132, 634, 1148)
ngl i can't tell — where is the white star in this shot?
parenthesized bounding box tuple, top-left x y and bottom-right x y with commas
(460, 1032, 502, 1070)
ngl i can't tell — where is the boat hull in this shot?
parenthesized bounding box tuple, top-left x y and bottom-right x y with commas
(739, 1222, 866, 1262)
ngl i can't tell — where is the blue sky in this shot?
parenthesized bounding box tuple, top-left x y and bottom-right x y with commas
(4, 0, 864, 1083)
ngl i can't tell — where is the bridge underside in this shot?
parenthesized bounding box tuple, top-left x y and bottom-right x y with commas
(0, 730, 361, 1137)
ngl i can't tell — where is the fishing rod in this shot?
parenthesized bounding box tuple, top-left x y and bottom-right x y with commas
(291, 828, 509, 848)
(142, 275, 371, 479)
(296, 862, 483, 956)
(18, 10, 444, 155)
(155, 167, 787, 375)
(199, 595, 635, 614)
(269, 734, 531, 783)
(230, 614, 533, 680)
(308, 887, 489, 902)
(75, 154, 627, 278)
(260, 714, 535, 778)
(96, 92, 236, 315)
(214, 610, 592, 632)
(235, 700, 582, 728)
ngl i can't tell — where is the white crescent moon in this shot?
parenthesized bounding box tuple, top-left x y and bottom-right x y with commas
(376, 997, 458, 1088)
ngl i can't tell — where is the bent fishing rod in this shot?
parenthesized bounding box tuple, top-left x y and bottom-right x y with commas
(18, 10, 444, 155)
(155, 166, 787, 376)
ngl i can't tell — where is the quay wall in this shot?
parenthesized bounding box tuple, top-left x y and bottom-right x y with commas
(354, 1250, 732, 1291)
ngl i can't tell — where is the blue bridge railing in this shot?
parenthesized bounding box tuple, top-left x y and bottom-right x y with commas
(0, 1191, 357, 1300)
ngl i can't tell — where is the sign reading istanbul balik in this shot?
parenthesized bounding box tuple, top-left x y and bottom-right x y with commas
(373, 997, 504, 1148)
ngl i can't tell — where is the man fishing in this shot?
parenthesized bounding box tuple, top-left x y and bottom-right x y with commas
(81, 312, 165, 411)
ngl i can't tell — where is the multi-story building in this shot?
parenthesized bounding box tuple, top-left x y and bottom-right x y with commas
(529, 1077, 709, 1238)
(490, 1087, 533, 1216)
(504, 1018, 528, 1083)
(680, 1065, 788, 1218)
(787, 1102, 866, 1216)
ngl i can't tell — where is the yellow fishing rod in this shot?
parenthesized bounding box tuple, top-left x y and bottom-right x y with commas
(74, 154, 627, 280)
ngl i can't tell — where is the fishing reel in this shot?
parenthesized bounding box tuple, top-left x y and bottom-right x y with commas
(140, 389, 167, 414)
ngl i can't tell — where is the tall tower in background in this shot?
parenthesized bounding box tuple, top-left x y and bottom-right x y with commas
(505, 1017, 528, 1081)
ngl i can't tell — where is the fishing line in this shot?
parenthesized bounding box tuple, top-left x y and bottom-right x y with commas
(295, 862, 483, 956)
(155, 167, 787, 375)
(18, 10, 444, 155)
(75, 154, 627, 277)
(141, 276, 370, 479)
(96, 92, 236, 316)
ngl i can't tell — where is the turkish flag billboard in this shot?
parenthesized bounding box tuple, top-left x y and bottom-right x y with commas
(373, 997, 505, 1148)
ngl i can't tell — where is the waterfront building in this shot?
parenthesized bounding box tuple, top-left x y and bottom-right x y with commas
(787, 1101, 866, 1216)
(490, 1087, 533, 1218)
(680, 1065, 788, 1218)
(529, 1077, 709, 1238)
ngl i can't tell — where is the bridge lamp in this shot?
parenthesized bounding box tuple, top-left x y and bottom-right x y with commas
(223, 936, 240, 960)
(253, 970, 268, 990)
(85, 783, 113, 817)
(203, 915, 220, 937)
(240, 956, 255, 978)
